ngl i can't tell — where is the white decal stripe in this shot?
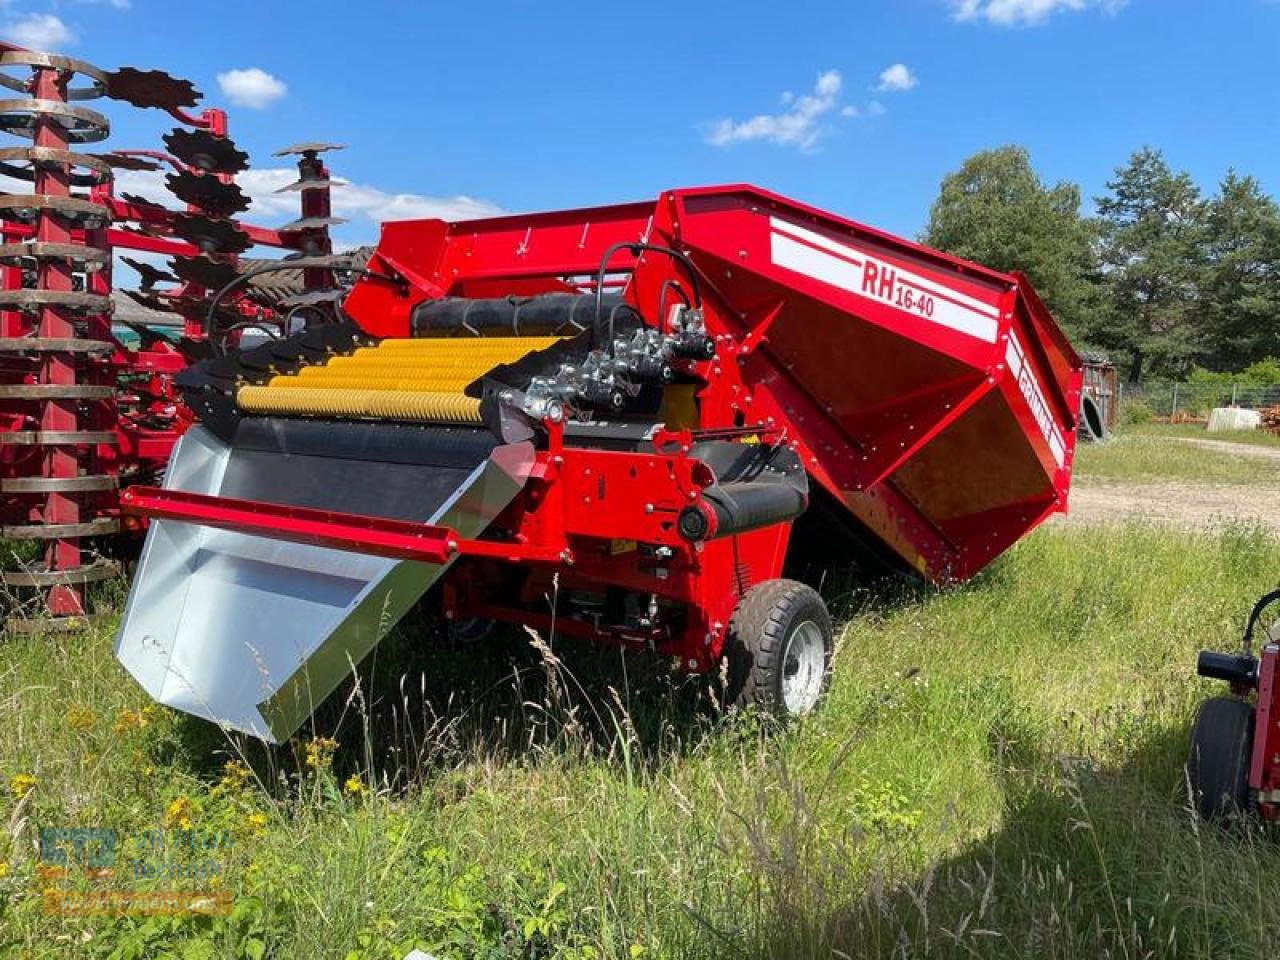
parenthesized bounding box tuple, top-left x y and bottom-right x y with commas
(768, 218, 865, 265)
(768, 217, 1000, 320)
(769, 232, 999, 343)
(1005, 332, 1066, 467)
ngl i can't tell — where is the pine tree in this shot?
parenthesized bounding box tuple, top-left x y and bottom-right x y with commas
(924, 146, 1097, 340)
(1200, 171, 1280, 370)
(1094, 148, 1205, 382)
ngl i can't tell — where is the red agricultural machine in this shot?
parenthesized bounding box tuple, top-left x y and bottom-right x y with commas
(1190, 592, 1280, 822)
(0, 46, 355, 632)
(109, 181, 1082, 741)
(0, 42, 1082, 743)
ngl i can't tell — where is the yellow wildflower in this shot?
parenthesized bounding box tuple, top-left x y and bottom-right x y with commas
(65, 705, 95, 732)
(244, 811, 268, 833)
(303, 736, 338, 769)
(112, 709, 148, 735)
(164, 796, 194, 831)
(0, 861, 9, 877)
(9, 773, 35, 799)
(220, 760, 250, 790)
(342, 774, 368, 798)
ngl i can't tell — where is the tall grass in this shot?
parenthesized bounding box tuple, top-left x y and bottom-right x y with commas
(1, 522, 1278, 958)
(1074, 432, 1279, 485)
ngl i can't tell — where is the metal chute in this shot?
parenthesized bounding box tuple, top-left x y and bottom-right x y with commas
(115, 423, 533, 741)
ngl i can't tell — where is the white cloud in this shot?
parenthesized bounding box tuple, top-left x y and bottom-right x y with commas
(7, 13, 75, 49)
(867, 100, 887, 117)
(950, 0, 1128, 26)
(105, 167, 503, 286)
(703, 69, 848, 150)
(876, 63, 918, 92)
(216, 68, 287, 110)
(228, 168, 503, 225)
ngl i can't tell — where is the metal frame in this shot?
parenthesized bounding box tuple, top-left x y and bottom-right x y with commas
(0, 43, 343, 626)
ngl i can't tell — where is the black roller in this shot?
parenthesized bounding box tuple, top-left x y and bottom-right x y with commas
(413, 293, 640, 339)
(687, 443, 809, 540)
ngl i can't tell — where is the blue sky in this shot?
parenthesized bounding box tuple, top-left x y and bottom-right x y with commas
(7, 0, 1280, 249)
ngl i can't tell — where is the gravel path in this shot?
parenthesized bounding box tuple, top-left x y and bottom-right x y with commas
(1171, 436, 1280, 462)
(1063, 480, 1280, 532)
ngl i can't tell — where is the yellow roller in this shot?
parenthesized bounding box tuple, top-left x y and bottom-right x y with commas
(236, 336, 563, 423)
(268, 375, 477, 393)
(371, 336, 561, 353)
(237, 386, 482, 423)
(307, 358, 502, 375)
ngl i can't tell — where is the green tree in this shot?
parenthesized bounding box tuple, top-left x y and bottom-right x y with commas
(1093, 148, 1205, 382)
(923, 145, 1097, 339)
(1199, 171, 1280, 370)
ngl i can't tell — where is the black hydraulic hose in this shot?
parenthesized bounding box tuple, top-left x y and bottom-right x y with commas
(593, 242, 703, 352)
(657, 279, 691, 333)
(203, 259, 404, 354)
(1243, 587, 1280, 655)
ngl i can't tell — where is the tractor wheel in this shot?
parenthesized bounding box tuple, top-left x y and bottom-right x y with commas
(723, 579, 832, 717)
(1186, 696, 1255, 821)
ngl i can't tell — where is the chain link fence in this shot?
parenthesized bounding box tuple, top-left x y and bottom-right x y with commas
(1121, 381, 1280, 418)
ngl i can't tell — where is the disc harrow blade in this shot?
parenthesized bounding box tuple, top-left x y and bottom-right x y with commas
(120, 256, 178, 288)
(169, 255, 238, 291)
(104, 67, 201, 111)
(277, 215, 348, 232)
(90, 151, 161, 172)
(165, 170, 250, 217)
(273, 141, 345, 157)
(162, 128, 249, 175)
(170, 213, 250, 255)
(122, 288, 178, 315)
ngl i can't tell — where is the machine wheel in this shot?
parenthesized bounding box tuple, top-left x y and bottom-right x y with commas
(723, 579, 832, 717)
(446, 616, 499, 646)
(1186, 696, 1255, 821)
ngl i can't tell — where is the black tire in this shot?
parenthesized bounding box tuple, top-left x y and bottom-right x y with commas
(1186, 696, 1255, 821)
(446, 616, 498, 646)
(1079, 393, 1106, 442)
(722, 579, 832, 716)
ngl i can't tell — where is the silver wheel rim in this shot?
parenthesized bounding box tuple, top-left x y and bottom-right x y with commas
(781, 619, 825, 714)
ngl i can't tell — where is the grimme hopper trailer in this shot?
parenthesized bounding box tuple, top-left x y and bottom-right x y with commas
(114, 185, 1082, 742)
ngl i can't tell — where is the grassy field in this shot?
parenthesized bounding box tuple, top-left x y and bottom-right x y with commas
(1073, 425, 1280, 484)
(1, 441, 1278, 957)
